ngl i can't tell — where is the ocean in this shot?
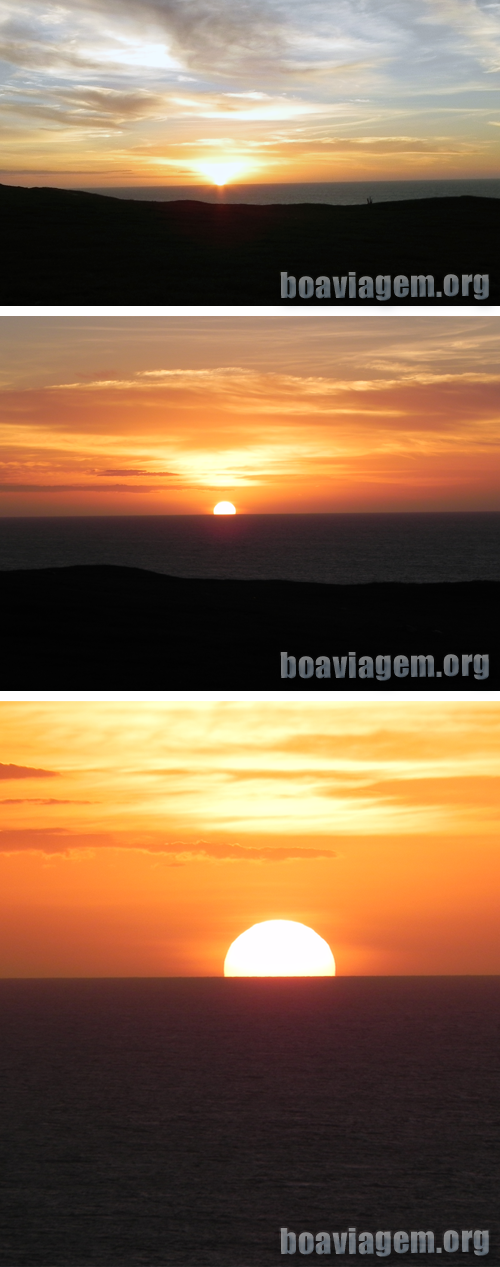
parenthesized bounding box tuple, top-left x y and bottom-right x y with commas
(84, 180, 500, 205)
(0, 977, 497, 1267)
(1, 514, 499, 586)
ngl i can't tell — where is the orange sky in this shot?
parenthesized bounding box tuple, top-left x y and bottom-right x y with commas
(1, 317, 500, 514)
(0, 700, 499, 977)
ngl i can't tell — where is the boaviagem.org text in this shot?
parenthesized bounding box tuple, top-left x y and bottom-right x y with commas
(280, 273, 489, 300)
(281, 1229, 490, 1256)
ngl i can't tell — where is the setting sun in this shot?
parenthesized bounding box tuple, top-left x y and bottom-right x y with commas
(224, 920, 336, 977)
(193, 160, 249, 187)
(213, 501, 236, 515)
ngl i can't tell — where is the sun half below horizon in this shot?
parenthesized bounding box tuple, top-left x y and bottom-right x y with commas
(224, 920, 336, 977)
(213, 501, 236, 515)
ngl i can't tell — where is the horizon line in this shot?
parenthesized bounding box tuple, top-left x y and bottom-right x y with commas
(1, 974, 499, 981)
(1, 509, 500, 520)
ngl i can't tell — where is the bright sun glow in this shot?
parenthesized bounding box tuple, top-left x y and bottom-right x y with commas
(224, 920, 336, 977)
(193, 160, 248, 187)
(213, 501, 236, 514)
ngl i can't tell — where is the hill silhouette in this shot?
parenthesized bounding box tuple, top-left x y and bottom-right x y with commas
(0, 183, 497, 304)
(0, 566, 495, 689)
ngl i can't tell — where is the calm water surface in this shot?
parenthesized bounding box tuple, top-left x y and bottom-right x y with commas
(1, 514, 500, 586)
(85, 180, 500, 205)
(0, 978, 497, 1267)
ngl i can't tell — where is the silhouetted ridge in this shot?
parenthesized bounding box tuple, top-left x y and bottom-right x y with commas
(0, 564, 496, 689)
(0, 183, 496, 303)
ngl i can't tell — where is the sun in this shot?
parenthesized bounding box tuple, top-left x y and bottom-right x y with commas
(224, 920, 336, 977)
(213, 501, 236, 515)
(193, 160, 248, 187)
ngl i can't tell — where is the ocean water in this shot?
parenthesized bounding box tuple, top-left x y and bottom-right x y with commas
(0, 514, 499, 586)
(0, 977, 497, 1267)
(84, 180, 500, 205)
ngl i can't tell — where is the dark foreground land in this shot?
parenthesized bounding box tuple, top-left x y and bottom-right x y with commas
(0, 565, 496, 689)
(0, 183, 497, 303)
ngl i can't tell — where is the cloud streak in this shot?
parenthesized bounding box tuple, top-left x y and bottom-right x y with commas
(157, 839, 337, 862)
(0, 762, 59, 779)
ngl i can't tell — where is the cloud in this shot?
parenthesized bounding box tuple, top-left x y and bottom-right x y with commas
(278, 719, 500, 767)
(0, 87, 172, 130)
(0, 798, 92, 804)
(310, 135, 482, 156)
(420, 0, 500, 72)
(73, 0, 488, 84)
(51, 367, 258, 390)
(0, 0, 286, 90)
(50, 366, 500, 395)
(0, 762, 59, 779)
(158, 839, 337, 862)
(1, 0, 498, 103)
(0, 829, 102, 852)
(81, 0, 287, 76)
(0, 483, 171, 492)
(97, 467, 176, 475)
(0, 829, 336, 859)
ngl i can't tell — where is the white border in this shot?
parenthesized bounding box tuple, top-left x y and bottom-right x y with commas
(0, 691, 498, 702)
(1, 305, 500, 317)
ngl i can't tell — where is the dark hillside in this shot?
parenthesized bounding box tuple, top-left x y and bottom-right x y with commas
(0, 565, 496, 689)
(0, 184, 497, 304)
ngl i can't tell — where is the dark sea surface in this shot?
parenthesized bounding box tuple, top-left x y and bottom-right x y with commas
(1, 514, 499, 586)
(84, 180, 500, 205)
(0, 978, 497, 1267)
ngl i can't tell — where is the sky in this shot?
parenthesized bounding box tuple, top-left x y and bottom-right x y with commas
(0, 316, 499, 514)
(0, 0, 499, 187)
(0, 699, 498, 977)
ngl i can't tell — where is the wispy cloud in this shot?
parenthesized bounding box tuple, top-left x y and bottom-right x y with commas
(0, 798, 92, 804)
(0, 762, 59, 779)
(124, 839, 337, 862)
(0, 0, 499, 182)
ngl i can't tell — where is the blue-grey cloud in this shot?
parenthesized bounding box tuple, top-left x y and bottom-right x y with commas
(1, 0, 499, 116)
